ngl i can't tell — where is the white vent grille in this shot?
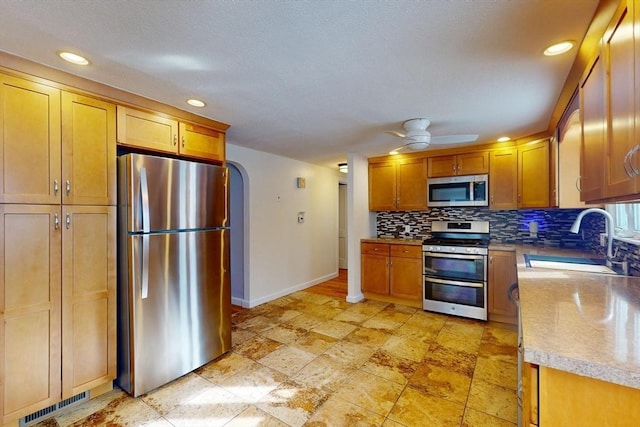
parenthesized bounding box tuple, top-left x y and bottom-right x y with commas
(19, 391, 88, 427)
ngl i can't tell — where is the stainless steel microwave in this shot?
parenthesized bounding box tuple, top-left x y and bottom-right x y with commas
(427, 174, 488, 207)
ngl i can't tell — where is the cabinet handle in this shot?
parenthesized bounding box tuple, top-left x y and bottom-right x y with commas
(54, 213, 59, 230)
(173, 134, 177, 146)
(490, 195, 494, 205)
(65, 213, 71, 229)
(517, 194, 521, 202)
(452, 164, 456, 172)
(575, 176, 582, 192)
(457, 164, 461, 172)
(65, 180, 71, 196)
(624, 148, 635, 177)
(54, 179, 59, 195)
(489, 256, 493, 264)
(629, 145, 640, 176)
(182, 136, 185, 148)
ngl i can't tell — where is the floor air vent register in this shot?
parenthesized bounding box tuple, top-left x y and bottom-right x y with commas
(19, 391, 88, 427)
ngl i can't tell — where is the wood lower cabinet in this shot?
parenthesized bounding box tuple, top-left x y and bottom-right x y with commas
(117, 106, 226, 162)
(0, 205, 62, 423)
(428, 152, 489, 178)
(368, 158, 427, 211)
(361, 242, 422, 306)
(529, 366, 640, 427)
(487, 249, 517, 325)
(61, 206, 116, 399)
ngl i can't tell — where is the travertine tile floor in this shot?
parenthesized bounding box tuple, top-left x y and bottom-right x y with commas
(35, 291, 518, 426)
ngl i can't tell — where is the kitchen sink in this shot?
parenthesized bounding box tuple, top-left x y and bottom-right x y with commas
(523, 254, 617, 275)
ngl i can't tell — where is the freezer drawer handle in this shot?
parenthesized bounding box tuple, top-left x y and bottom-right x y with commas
(140, 168, 150, 299)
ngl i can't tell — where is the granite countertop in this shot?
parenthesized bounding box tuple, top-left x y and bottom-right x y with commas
(361, 237, 423, 245)
(512, 244, 640, 389)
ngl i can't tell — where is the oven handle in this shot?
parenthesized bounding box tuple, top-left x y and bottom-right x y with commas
(425, 276, 484, 288)
(423, 252, 486, 261)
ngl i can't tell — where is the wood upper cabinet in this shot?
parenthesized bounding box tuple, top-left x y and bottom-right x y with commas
(428, 152, 488, 178)
(179, 122, 225, 162)
(487, 249, 517, 325)
(117, 106, 225, 162)
(369, 158, 427, 211)
(0, 74, 61, 204)
(61, 206, 116, 399)
(0, 205, 62, 424)
(602, 0, 637, 199)
(518, 140, 550, 208)
(489, 148, 518, 210)
(62, 93, 116, 206)
(580, 55, 606, 202)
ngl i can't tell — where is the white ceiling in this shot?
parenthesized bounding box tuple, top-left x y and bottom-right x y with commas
(0, 0, 599, 168)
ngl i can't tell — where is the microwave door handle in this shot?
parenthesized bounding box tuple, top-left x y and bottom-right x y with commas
(424, 252, 485, 261)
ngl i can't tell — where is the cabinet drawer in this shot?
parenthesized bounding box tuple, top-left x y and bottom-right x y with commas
(390, 244, 422, 259)
(361, 242, 390, 256)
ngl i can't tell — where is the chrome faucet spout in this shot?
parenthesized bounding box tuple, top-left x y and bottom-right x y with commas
(570, 208, 614, 260)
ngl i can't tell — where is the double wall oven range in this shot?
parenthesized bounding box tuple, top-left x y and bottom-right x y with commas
(422, 221, 489, 320)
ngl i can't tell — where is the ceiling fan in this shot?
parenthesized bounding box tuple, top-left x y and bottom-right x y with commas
(385, 118, 478, 153)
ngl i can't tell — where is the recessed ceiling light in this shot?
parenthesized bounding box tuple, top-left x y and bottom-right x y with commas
(497, 136, 511, 142)
(544, 41, 575, 56)
(187, 99, 206, 107)
(58, 51, 90, 65)
(389, 149, 399, 155)
(338, 163, 348, 173)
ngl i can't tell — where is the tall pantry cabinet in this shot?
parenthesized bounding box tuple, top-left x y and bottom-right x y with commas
(0, 74, 116, 424)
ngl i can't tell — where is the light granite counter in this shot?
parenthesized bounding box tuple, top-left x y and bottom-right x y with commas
(509, 244, 640, 390)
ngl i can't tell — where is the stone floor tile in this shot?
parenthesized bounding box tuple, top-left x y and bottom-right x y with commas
(361, 350, 419, 385)
(258, 345, 317, 376)
(215, 362, 288, 403)
(343, 326, 391, 348)
(141, 372, 216, 416)
(291, 331, 338, 355)
(285, 313, 327, 331)
(380, 334, 429, 363)
(196, 352, 255, 382)
(466, 379, 518, 423)
(482, 323, 518, 347)
(331, 370, 404, 417)
(324, 340, 377, 368)
(408, 363, 472, 404)
(255, 380, 329, 427)
(477, 341, 517, 365)
(162, 384, 249, 427)
(261, 323, 308, 345)
(305, 394, 386, 426)
(423, 342, 478, 377)
(472, 357, 518, 390)
(461, 407, 517, 427)
(311, 319, 357, 339)
(387, 386, 465, 427)
(234, 335, 284, 361)
(436, 330, 482, 355)
(292, 354, 355, 391)
(224, 405, 290, 427)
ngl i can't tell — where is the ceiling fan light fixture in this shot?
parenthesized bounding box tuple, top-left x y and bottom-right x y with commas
(389, 149, 400, 155)
(405, 141, 429, 150)
(338, 163, 348, 173)
(497, 136, 511, 142)
(544, 41, 574, 56)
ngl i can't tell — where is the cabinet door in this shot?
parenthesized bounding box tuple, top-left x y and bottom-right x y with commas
(518, 141, 550, 208)
(396, 158, 427, 210)
(116, 106, 178, 154)
(61, 206, 116, 399)
(580, 55, 606, 202)
(0, 205, 61, 423)
(389, 246, 422, 300)
(427, 155, 457, 178)
(0, 75, 61, 204)
(488, 250, 517, 324)
(602, 0, 636, 198)
(361, 253, 389, 294)
(369, 161, 397, 211)
(457, 152, 489, 175)
(62, 93, 116, 206)
(179, 122, 225, 162)
(489, 148, 518, 210)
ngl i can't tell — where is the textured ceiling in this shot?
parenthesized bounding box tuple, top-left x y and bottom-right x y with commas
(0, 0, 599, 168)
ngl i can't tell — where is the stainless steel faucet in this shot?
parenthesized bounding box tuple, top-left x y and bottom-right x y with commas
(570, 208, 614, 260)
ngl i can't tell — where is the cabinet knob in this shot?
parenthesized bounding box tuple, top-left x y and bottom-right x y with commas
(182, 136, 185, 148)
(53, 179, 59, 195)
(65, 180, 71, 196)
(54, 213, 59, 230)
(66, 213, 71, 229)
(173, 134, 178, 146)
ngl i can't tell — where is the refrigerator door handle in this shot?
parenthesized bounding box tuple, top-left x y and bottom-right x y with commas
(140, 168, 150, 233)
(140, 167, 151, 299)
(141, 234, 150, 299)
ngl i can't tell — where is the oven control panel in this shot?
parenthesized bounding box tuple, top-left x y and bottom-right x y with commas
(422, 245, 488, 255)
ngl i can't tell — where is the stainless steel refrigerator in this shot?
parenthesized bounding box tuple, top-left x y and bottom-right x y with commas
(116, 153, 231, 397)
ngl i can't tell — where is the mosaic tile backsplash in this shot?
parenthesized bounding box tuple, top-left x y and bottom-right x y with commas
(376, 207, 640, 274)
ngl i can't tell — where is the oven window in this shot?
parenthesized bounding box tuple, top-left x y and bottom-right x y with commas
(429, 182, 470, 202)
(424, 280, 484, 308)
(424, 255, 485, 282)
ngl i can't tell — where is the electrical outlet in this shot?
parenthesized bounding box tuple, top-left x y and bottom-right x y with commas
(297, 212, 305, 223)
(600, 233, 607, 247)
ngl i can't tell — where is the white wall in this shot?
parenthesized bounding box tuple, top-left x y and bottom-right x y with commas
(227, 143, 341, 307)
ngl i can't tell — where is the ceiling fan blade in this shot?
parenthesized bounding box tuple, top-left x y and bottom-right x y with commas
(385, 130, 406, 138)
(430, 134, 479, 144)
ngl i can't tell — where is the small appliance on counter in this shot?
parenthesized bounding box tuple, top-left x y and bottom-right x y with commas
(422, 221, 490, 320)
